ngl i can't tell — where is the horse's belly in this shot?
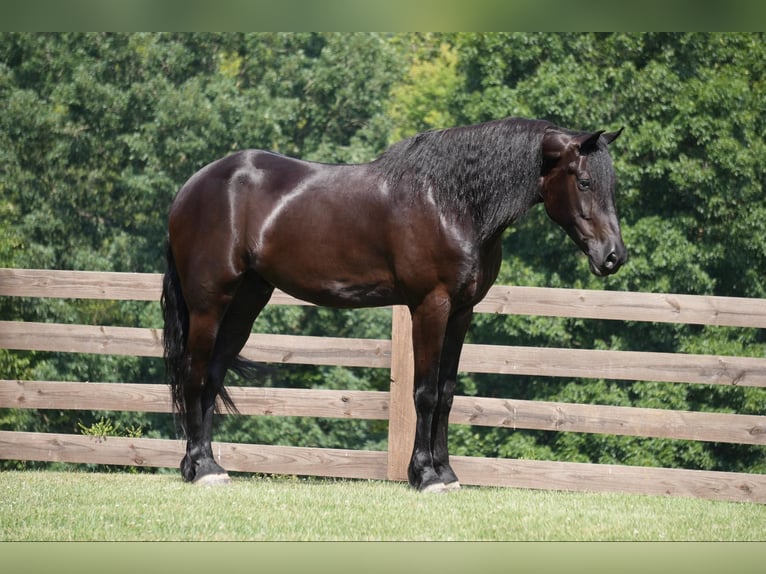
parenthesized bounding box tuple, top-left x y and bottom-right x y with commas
(278, 277, 400, 309)
(257, 259, 400, 308)
(252, 238, 401, 308)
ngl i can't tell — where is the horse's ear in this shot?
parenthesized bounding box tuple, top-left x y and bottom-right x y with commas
(541, 130, 566, 173)
(575, 130, 604, 154)
(602, 127, 624, 145)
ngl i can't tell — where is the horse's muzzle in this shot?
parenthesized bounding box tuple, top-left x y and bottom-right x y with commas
(590, 243, 627, 276)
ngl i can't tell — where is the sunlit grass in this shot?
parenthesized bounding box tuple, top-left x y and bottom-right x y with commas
(2, 471, 764, 541)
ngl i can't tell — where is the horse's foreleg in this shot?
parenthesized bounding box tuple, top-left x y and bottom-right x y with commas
(407, 293, 451, 493)
(431, 306, 474, 491)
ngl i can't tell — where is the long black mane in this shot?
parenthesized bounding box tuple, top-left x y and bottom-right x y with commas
(373, 117, 552, 242)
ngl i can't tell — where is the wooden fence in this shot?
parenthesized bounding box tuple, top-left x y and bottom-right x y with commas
(1, 268, 765, 503)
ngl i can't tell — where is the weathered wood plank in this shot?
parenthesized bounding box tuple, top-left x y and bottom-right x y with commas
(0, 321, 162, 357)
(0, 431, 389, 481)
(1, 431, 762, 503)
(0, 431, 184, 468)
(0, 380, 173, 413)
(0, 268, 162, 301)
(0, 268, 310, 306)
(450, 395, 766, 445)
(239, 333, 392, 369)
(459, 343, 766, 387)
(219, 442, 389, 479)
(449, 454, 766, 504)
(0, 380, 391, 420)
(226, 387, 391, 420)
(0, 322, 164, 357)
(4, 380, 763, 445)
(4, 321, 764, 386)
(387, 306, 416, 481)
(0, 321, 392, 368)
(475, 284, 766, 328)
(4, 269, 766, 327)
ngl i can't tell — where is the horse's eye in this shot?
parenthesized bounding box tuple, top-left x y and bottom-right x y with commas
(577, 178, 591, 191)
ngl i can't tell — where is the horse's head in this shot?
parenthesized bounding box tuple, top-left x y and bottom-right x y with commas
(538, 127, 627, 276)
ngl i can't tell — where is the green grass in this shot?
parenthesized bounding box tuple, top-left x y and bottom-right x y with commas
(1, 470, 764, 541)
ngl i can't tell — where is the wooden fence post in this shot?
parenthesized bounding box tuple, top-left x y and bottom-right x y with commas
(387, 305, 415, 481)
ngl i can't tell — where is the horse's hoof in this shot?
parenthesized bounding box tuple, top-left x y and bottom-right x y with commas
(420, 482, 449, 494)
(194, 472, 231, 486)
(444, 481, 461, 491)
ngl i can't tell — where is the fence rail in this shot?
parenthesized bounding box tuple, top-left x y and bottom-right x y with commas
(1, 268, 765, 503)
(3, 321, 764, 386)
(4, 267, 766, 327)
(2, 380, 764, 445)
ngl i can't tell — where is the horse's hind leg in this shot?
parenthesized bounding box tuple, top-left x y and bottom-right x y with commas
(206, 272, 274, 414)
(180, 304, 231, 484)
(181, 273, 274, 485)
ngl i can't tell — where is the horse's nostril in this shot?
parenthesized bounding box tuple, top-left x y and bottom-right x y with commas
(605, 251, 619, 270)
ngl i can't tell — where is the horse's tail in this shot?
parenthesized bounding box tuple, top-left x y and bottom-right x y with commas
(161, 243, 190, 426)
(162, 243, 240, 428)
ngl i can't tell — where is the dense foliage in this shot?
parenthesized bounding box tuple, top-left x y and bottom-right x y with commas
(1, 33, 764, 473)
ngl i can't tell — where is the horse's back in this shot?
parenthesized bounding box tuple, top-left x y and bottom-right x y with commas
(168, 149, 402, 304)
(173, 150, 309, 203)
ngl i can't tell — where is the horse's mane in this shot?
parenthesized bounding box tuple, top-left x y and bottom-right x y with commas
(373, 117, 552, 242)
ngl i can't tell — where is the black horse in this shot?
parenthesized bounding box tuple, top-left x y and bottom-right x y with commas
(162, 117, 626, 492)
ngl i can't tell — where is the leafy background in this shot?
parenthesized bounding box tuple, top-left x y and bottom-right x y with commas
(1, 32, 764, 473)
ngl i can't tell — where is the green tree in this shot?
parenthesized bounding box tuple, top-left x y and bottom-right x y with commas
(387, 36, 462, 141)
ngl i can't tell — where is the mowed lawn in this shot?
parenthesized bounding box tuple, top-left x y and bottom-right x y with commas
(1, 470, 764, 541)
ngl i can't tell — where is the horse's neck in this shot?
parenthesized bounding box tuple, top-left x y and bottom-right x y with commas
(460, 158, 541, 244)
